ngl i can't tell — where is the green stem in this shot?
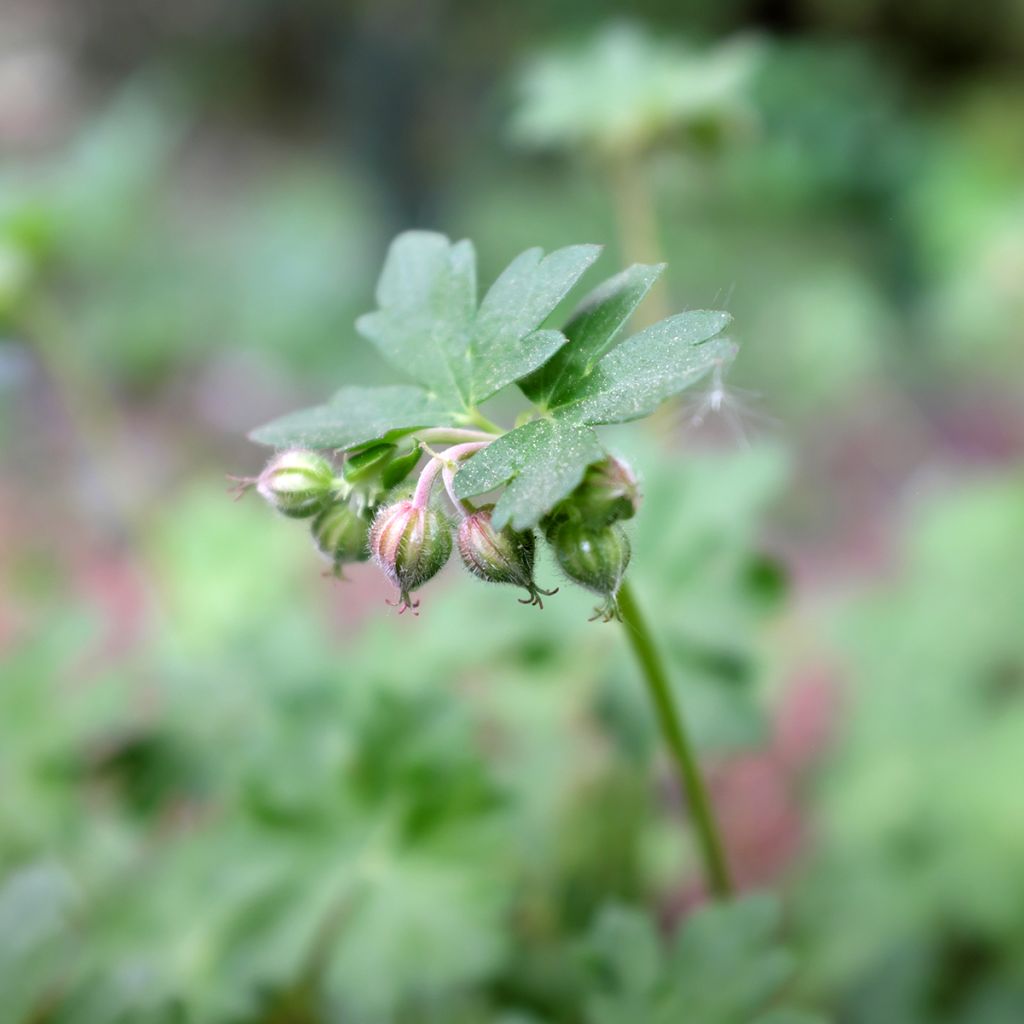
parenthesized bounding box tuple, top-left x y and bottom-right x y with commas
(616, 580, 733, 899)
(461, 407, 505, 435)
(606, 153, 670, 330)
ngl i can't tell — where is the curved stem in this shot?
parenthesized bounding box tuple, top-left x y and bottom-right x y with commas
(460, 408, 505, 435)
(414, 427, 497, 445)
(411, 441, 489, 509)
(616, 580, 733, 899)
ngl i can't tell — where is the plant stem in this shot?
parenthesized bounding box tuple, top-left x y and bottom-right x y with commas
(616, 580, 733, 899)
(607, 154, 670, 330)
(461, 408, 505, 435)
(411, 441, 489, 509)
(414, 427, 497, 445)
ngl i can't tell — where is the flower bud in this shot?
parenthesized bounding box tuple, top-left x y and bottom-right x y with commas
(311, 501, 370, 575)
(457, 508, 557, 608)
(253, 449, 336, 518)
(369, 500, 452, 613)
(549, 520, 631, 621)
(544, 456, 640, 536)
(576, 456, 641, 524)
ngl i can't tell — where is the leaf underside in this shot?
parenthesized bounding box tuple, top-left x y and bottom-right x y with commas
(248, 385, 451, 450)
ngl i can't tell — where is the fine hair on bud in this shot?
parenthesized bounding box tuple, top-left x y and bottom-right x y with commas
(312, 500, 371, 576)
(457, 507, 557, 608)
(549, 520, 631, 622)
(252, 449, 336, 518)
(369, 499, 452, 614)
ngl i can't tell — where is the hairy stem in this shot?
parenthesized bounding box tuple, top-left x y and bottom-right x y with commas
(616, 580, 733, 899)
(411, 441, 489, 509)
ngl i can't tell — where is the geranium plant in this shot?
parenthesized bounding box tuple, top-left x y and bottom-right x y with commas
(239, 230, 737, 897)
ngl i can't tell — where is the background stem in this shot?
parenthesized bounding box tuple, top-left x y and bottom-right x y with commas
(616, 580, 733, 899)
(607, 153, 670, 330)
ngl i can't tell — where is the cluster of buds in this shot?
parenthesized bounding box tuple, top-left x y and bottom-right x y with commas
(230, 442, 428, 579)
(236, 443, 640, 620)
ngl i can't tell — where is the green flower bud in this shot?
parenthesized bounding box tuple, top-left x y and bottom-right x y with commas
(543, 456, 640, 536)
(252, 449, 337, 518)
(369, 500, 452, 613)
(576, 456, 640, 524)
(549, 520, 631, 621)
(311, 501, 370, 575)
(457, 508, 557, 608)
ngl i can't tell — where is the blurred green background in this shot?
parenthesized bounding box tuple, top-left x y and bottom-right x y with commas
(1, 0, 1023, 1021)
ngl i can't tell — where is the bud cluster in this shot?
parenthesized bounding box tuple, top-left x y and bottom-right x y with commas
(234, 445, 640, 621)
(232, 442, 432, 582)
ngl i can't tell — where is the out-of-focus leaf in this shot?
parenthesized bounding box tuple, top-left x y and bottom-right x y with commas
(582, 895, 821, 1024)
(511, 24, 760, 157)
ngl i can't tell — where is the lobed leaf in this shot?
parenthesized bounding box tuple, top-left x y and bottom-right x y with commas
(249, 385, 451, 450)
(453, 417, 603, 531)
(584, 895, 819, 1024)
(355, 231, 601, 410)
(472, 243, 602, 402)
(355, 232, 477, 410)
(520, 262, 664, 407)
(554, 310, 733, 425)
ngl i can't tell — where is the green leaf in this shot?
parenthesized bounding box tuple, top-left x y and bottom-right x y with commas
(355, 231, 601, 409)
(356, 232, 478, 409)
(583, 906, 662, 1000)
(472, 243, 603, 402)
(249, 385, 451, 449)
(453, 418, 602, 531)
(520, 262, 664, 407)
(553, 311, 733, 425)
(583, 896, 819, 1024)
(510, 25, 760, 157)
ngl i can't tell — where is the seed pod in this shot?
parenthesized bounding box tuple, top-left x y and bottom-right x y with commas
(369, 500, 452, 613)
(457, 508, 557, 608)
(248, 449, 336, 519)
(549, 520, 631, 621)
(311, 501, 370, 575)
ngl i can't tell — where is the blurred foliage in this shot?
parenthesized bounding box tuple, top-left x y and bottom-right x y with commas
(510, 23, 760, 158)
(0, 445, 795, 1021)
(2, 0, 1023, 1021)
(797, 475, 1024, 1023)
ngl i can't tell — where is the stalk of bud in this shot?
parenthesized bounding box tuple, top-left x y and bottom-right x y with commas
(311, 501, 370, 576)
(230, 449, 336, 518)
(549, 520, 631, 621)
(457, 508, 557, 608)
(369, 499, 452, 613)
